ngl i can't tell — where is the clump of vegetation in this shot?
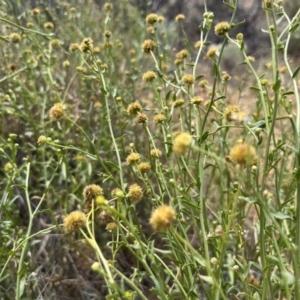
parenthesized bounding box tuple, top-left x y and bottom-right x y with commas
(1, 0, 300, 299)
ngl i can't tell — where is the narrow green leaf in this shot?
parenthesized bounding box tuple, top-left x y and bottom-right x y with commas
(249, 86, 261, 92)
(195, 75, 204, 82)
(222, 1, 235, 10)
(290, 22, 300, 33)
(292, 66, 300, 78)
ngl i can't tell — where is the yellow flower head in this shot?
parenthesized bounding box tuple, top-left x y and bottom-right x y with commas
(49, 103, 65, 120)
(150, 205, 176, 231)
(214, 21, 230, 37)
(173, 132, 193, 155)
(127, 102, 142, 115)
(176, 49, 189, 59)
(141, 39, 156, 54)
(137, 162, 151, 173)
(10, 33, 21, 43)
(175, 14, 185, 22)
(83, 184, 103, 202)
(126, 152, 141, 165)
(150, 148, 162, 158)
(146, 13, 158, 25)
(63, 210, 86, 233)
(80, 38, 93, 52)
(136, 113, 148, 124)
(230, 143, 257, 165)
(182, 74, 195, 85)
(153, 114, 166, 124)
(128, 184, 143, 202)
(142, 71, 156, 82)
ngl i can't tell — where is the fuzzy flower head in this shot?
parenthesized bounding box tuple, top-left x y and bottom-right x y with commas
(190, 96, 203, 105)
(128, 184, 143, 202)
(10, 33, 21, 43)
(230, 143, 257, 165)
(176, 49, 189, 59)
(137, 162, 151, 173)
(83, 184, 103, 202)
(194, 41, 202, 49)
(127, 102, 142, 115)
(153, 114, 166, 124)
(206, 47, 218, 59)
(214, 21, 230, 37)
(182, 74, 195, 85)
(146, 13, 158, 25)
(135, 113, 148, 124)
(104, 2, 113, 11)
(49, 103, 65, 120)
(63, 210, 86, 233)
(173, 132, 193, 155)
(175, 14, 185, 22)
(150, 148, 162, 158)
(80, 38, 93, 52)
(126, 152, 141, 165)
(224, 105, 246, 124)
(142, 71, 156, 82)
(150, 205, 176, 231)
(141, 39, 156, 54)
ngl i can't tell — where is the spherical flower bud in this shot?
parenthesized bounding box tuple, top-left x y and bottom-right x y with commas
(214, 21, 230, 37)
(149, 205, 176, 231)
(37, 135, 48, 144)
(49, 103, 65, 120)
(236, 33, 243, 41)
(91, 262, 101, 272)
(146, 13, 158, 25)
(96, 195, 107, 206)
(215, 225, 223, 235)
(128, 184, 143, 202)
(50, 39, 61, 49)
(126, 152, 141, 164)
(229, 143, 257, 165)
(182, 74, 195, 85)
(106, 222, 117, 232)
(104, 30, 111, 38)
(142, 71, 156, 82)
(4, 162, 15, 173)
(63, 210, 86, 233)
(141, 39, 156, 54)
(233, 265, 239, 271)
(111, 188, 125, 199)
(210, 257, 218, 266)
(173, 132, 193, 155)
